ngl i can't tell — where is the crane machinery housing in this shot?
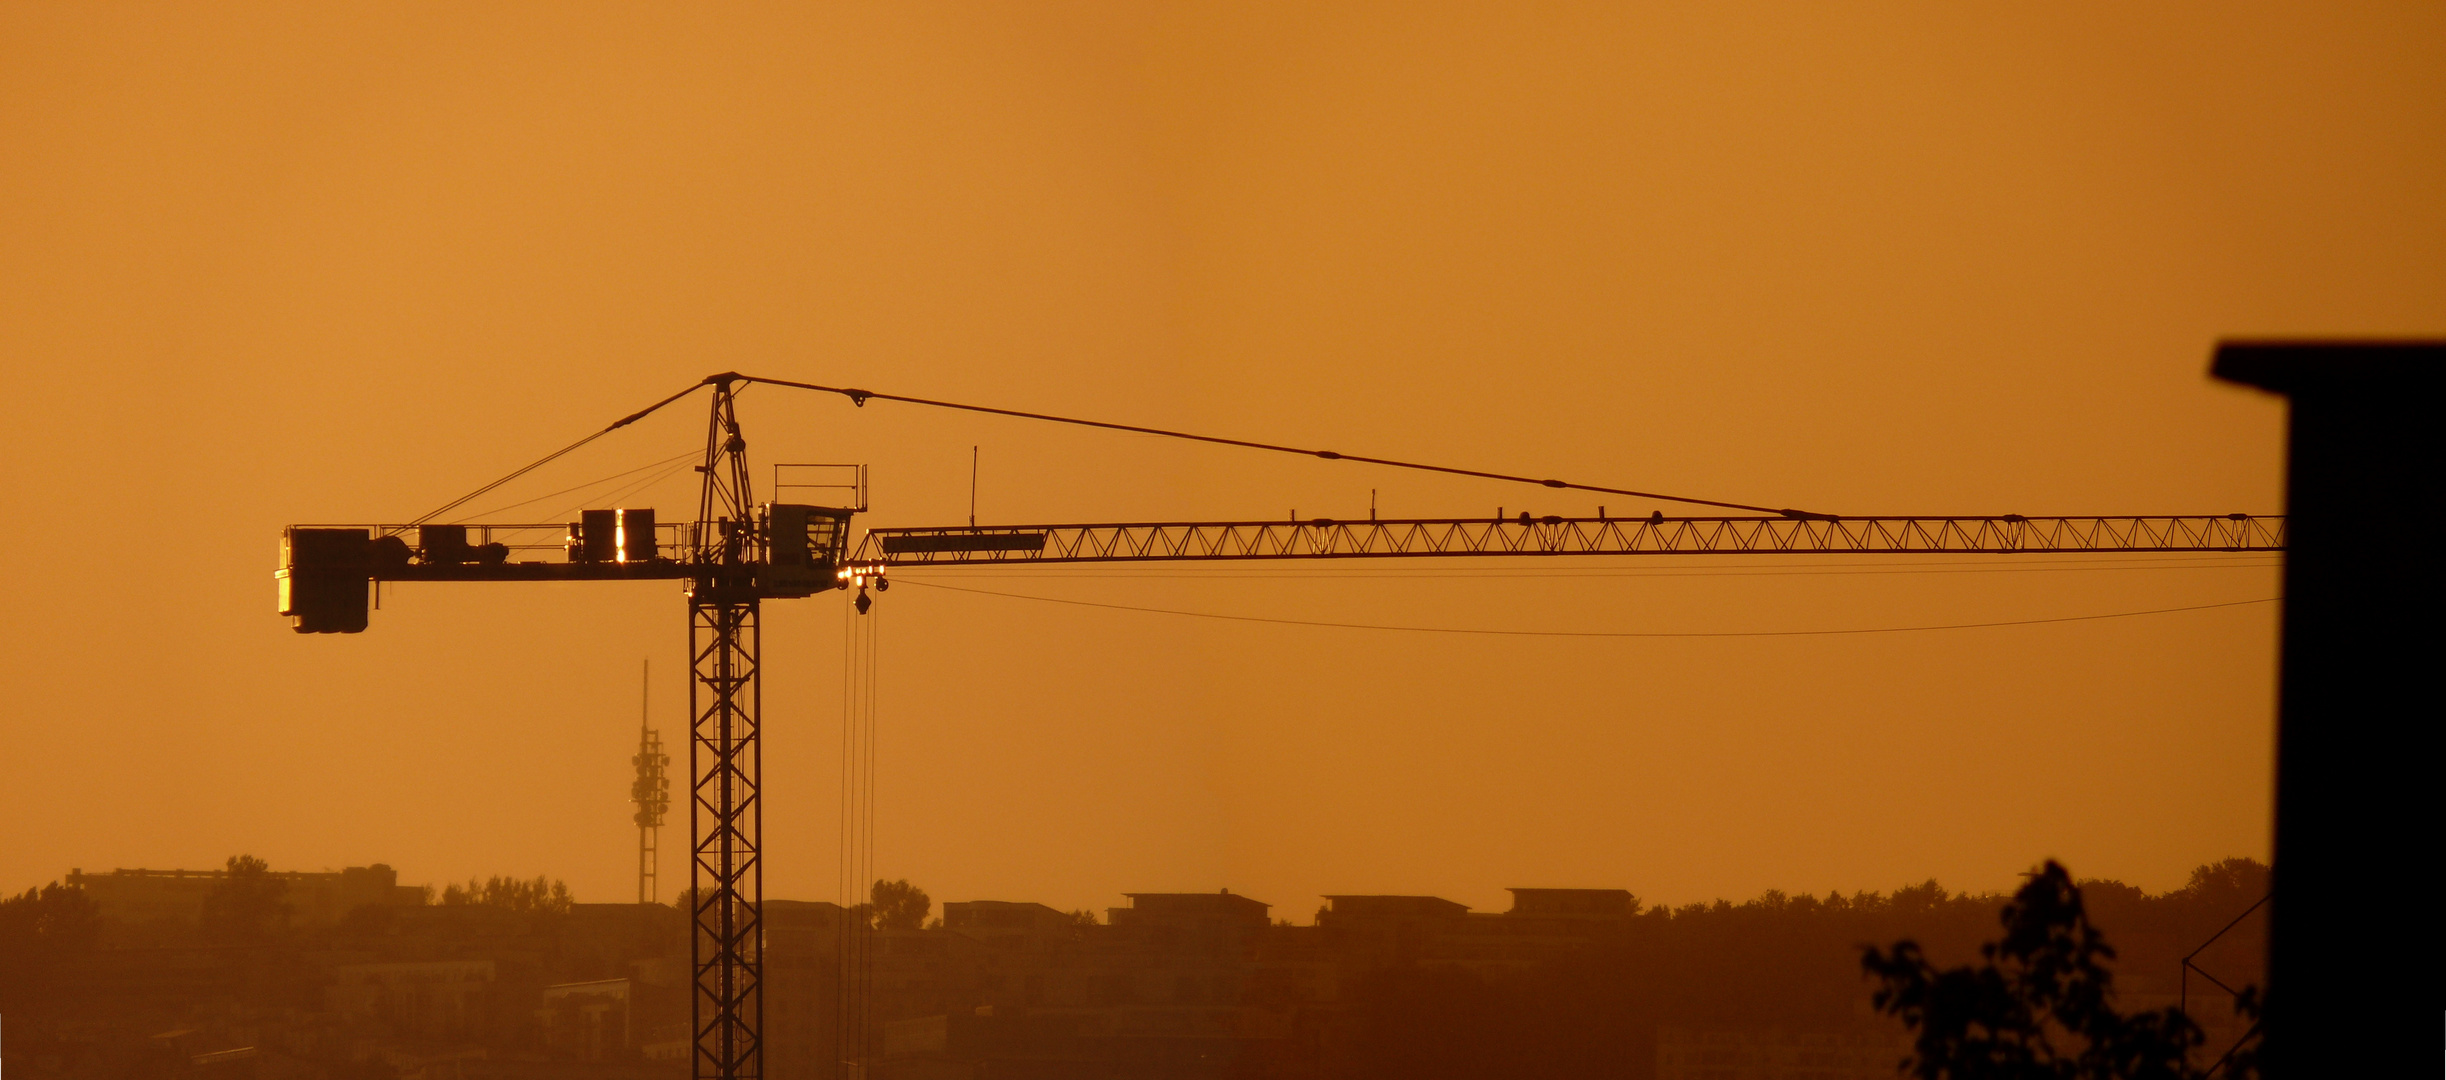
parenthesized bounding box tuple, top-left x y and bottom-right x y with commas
(277, 372, 2284, 1080)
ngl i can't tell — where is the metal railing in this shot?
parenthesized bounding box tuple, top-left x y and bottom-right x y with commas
(316, 522, 707, 565)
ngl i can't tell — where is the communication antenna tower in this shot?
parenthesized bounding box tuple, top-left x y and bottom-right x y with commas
(632, 658, 670, 904)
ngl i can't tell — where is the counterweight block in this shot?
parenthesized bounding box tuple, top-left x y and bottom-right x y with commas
(277, 527, 371, 634)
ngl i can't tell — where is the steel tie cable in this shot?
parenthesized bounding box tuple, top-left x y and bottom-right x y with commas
(736, 373, 1822, 517)
(409, 381, 708, 527)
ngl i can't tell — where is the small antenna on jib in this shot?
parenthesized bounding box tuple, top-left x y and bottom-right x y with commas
(969, 446, 979, 528)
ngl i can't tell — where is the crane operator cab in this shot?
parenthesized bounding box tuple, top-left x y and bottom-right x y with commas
(761, 503, 855, 598)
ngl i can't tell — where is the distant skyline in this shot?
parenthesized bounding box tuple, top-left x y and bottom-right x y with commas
(5, 3, 2440, 914)
(48, 855, 2262, 916)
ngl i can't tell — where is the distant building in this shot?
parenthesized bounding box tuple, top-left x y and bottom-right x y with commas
(1310, 889, 1644, 975)
(329, 959, 499, 1041)
(764, 899, 855, 1080)
(574, 885, 1665, 1080)
(1317, 895, 1472, 968)
(67, 863, 425, 927)
(537, 978, 631, 1061)
(1505, 887, 1637, 918)
(944, 900, 1072, 941)
(1316, 895, 1471, 923)
(1107, 890, 1272, 930)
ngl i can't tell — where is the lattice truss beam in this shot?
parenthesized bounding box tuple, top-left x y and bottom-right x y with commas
(690, 600, 763, 1080)
(860, 514, 2284, 565)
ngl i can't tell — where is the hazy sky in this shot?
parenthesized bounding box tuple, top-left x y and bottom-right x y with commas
(4, 3, 2438, 916)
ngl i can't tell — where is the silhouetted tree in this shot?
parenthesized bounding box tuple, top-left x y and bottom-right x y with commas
(200, 854, 290, 942)
(871, 878, 929, 931)
(0, 880, 99, 951)
(1863, 861, 2201, 1079)
(440, 874, 572, 913)
(2169, 858, 2269, 913)
(2213, 990, 2265, 1079)
(0, 880, 99, 1009)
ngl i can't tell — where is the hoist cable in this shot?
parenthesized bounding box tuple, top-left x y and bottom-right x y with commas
(833, 597, 884, 1061)
(835, 599, 856, 1063)
(737, 374, 1818, 517)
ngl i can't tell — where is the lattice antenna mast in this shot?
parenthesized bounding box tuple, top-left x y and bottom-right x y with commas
(632, 659, 669, 904)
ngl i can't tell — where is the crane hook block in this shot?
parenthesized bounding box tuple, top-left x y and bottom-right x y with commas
(763, 503, 856, 598)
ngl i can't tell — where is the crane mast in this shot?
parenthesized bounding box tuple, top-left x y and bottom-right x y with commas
(276, 372, 2283, 1080)
(688, 377, 767, 1080)
(279, 375, 867, 1080)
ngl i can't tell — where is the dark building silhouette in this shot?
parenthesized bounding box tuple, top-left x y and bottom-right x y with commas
(68, 864, 424, 932)
(2212, 339, 2443, 1074)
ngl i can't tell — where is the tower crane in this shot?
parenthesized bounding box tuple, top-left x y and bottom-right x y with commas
(276, 372, 2284, 1080)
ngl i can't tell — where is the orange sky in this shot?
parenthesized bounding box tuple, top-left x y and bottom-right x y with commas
(3, 3, 2439, 916)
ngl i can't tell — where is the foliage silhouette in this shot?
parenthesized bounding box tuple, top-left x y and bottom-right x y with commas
(871, 878, 930, 931)
(1862, 861, 2214, 1080)
(0, 880, 99, 1010)
(199, 854, 289, 942)
(440, 873, 573, 914)
(0, 880, 99, 950)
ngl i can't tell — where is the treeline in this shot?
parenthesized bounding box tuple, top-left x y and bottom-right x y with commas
(1337, 859, 2267, 1080)
(439, 873, 573, 914)
(0, 855, 578, 954)
(2, 858, 673, 1080)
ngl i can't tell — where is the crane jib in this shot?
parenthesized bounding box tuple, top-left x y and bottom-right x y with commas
(878, 533, 1050, 555)
(856, 515, 2286, 566)
(277, 513, 2281, 633)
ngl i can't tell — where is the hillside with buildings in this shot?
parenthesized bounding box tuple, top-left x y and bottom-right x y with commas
(0, 859, 2265, 1080)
